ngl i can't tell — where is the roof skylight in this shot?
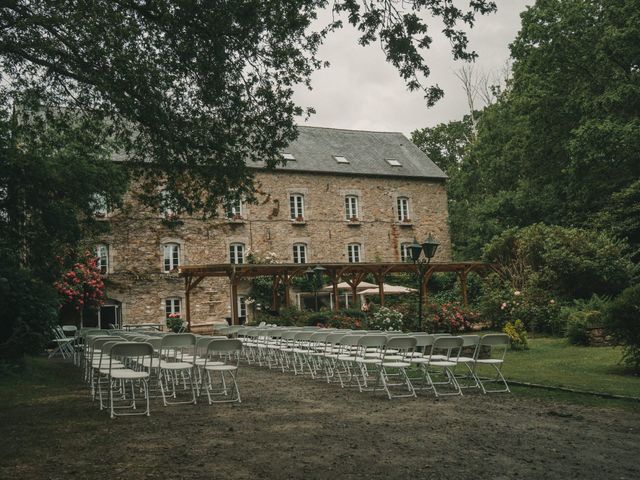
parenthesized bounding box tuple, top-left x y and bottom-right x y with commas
(282, 153, 295, 161)
(385, 158, 402, 167)
(333, 155, 350, 164)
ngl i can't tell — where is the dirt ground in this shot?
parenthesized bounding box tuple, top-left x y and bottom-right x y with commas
(1, 360, 639, 480)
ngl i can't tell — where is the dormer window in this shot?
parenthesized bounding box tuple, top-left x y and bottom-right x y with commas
(282, 153, 296, 161)
(333, 155, 349, 164)
(386, 158, 402, 167)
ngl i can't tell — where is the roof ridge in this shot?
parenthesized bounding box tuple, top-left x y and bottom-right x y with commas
(296, 124, 404, 136)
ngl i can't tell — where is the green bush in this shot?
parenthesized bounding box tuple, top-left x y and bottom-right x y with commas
(369, 307, 404, 331)
(0, 261, 59, 363)
(561, 295, 609, 346)
(605, 284, 640, 372)
(478, 274, 561, 333)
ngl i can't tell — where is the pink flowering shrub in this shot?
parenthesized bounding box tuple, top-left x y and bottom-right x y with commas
(424, 302, 479, 333)
(54, 252, 105, 312)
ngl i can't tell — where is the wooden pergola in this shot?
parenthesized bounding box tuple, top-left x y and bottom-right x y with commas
(180, 261, 499, 330)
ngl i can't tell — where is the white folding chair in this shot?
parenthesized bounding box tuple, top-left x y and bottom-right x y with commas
(202, 339, 242, 404)
(377, 337, 417, 400)
(423, 336, 464, 397)
(158, 333, 197, 406)
(103, 342, 154, 419)
(472, 334, 511, 393)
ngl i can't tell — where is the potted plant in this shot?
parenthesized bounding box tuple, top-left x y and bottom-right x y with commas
(166, 313, 184, 333)
(293, 215, 304, 222)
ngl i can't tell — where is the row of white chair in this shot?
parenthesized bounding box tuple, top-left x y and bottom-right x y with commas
(219, 326, 510, 399)
(73, 329, 242, 418)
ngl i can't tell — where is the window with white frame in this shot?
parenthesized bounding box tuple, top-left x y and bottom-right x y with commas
(224, 197, 243, 219)
(289, 194, 305, 220)
(95, 244, 109, 274)
(400, 243, 412, 263)
(292, 243, 307, 264)
(229, 243, 245, 264)
(396, 196, 410, 222)
(91, 193, 108, 217)
(163, 243, 180, 272)
(347, 243, 362, 263)
(345, 195, 359, 220)
(165, 297, 181, 318)
(238, 295, 247, 318)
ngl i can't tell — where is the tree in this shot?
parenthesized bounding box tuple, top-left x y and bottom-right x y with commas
(415, 0, 640, 260)
(54, 252, 106, 327)
(0, 0, 497, 216)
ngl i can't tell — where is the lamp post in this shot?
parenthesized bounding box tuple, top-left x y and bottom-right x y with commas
(305, 265, 326, 312)
(409, 234, 440, 330)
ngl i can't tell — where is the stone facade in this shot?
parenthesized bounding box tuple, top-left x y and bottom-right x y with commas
(95, 155, 451, 328)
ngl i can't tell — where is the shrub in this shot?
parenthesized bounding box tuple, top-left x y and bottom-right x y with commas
(0, 262, 59, 363)
(561, 295, 610, 346)
(424, 302, 479, 333)
(369, 307, 403, 331)
(478, 274, 561, 333)
(503, 320, 528, 350)
(605, 284, 640, 372)
(166, 314, 184, 333)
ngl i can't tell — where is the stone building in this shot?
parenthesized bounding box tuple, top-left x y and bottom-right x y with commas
(90, 126, 450, 329)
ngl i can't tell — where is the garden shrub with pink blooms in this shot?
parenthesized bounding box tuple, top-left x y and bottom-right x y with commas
(54, 252, 106, 323)
(423, 302, 479, 333)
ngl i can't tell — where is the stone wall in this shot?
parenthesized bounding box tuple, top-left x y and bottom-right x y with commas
(97, 170, 451, 327)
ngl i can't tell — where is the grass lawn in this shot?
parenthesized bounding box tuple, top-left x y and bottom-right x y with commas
(503, 336, 640, 398)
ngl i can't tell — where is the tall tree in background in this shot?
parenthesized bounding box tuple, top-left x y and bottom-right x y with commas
(414, 0, 640, 260)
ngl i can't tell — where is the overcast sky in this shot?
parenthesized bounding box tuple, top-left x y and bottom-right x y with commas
(293, 1, 533, 135)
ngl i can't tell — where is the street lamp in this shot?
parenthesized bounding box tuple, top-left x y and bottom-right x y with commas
(409, 234, 440, 330)
(305, 265, 326, 312)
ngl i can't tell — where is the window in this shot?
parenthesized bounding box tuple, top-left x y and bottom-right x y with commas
(238, 296, 247, 318)
(160, 189, 178, 219)
(91, 193, 108, 217)
(333, 155, 349, 164)
(345, 195, 359, 220)
(292, 243, 307, 264)
(400, 243, 412, 263)
(282, 153, 295, 161)
(163, 243, 180, 272)
(165, 298, 181, 318)
(225, 198, 243, 219)
(229, 243, 245, 264)
(385, 158, 402, 167)
(347, 243, 362, 263)
(397, 196, 410, 222)
(96, 244, 109, 274)
(289, 194, 305, 220)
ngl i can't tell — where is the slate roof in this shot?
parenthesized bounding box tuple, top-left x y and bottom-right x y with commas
(255, 126, 447, 180)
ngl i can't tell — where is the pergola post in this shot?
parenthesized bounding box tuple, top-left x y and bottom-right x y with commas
(230, 281, 239, 324)
(282, 271, 291, 308)
(272, 275, 281, 311)
(458, 266, 473, 308)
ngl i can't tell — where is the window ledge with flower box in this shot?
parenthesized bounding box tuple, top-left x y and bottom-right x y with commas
(397, 219, 413, 227)
(227, 215, 246, 224)
(346, 217, 362, 226)
(291, 216, 306, 225)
